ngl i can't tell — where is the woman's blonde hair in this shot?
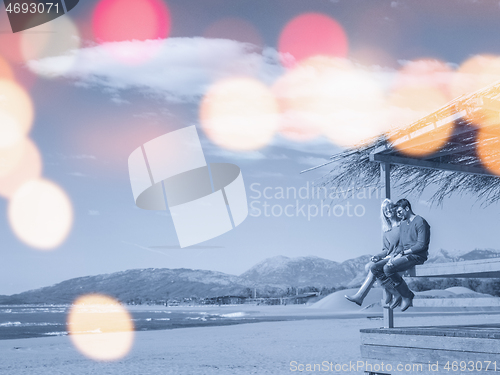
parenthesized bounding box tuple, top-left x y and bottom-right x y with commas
(380, 198, 393, 232)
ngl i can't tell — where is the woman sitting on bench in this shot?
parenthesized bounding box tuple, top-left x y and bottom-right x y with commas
(344, 198, 401, 307)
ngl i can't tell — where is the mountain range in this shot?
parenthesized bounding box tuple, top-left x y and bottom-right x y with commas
(0, 249, 498, 305)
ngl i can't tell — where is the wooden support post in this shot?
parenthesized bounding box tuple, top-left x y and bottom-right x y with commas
(381, 163, 394, 329)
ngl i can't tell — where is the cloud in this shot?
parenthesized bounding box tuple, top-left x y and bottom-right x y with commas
(296, 156, 331, 166)
(57, 153, 97, 160)
(88, 210, 100, 215)
(249, 171, 285, 178)
(268, 153, 289, 160)
(201, 139, 291, 161)
(30, 40, 474, 153)
(201, 139, 267, 160)
(71, 154, 96, 160)
(271, 135, 339, 157)
(69, 172, 87, 177)
(28, 38, 284, 103)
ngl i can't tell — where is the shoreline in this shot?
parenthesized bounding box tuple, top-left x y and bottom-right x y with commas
(0, 313, 499, 375)
(2, 303, 500, 341)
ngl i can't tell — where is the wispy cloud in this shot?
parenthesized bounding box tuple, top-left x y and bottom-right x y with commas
(70, 154, 97, 160)
(31, 40, 475, 153)
(249, 171, 285, 178)
(201, 140, 267, 160)
(28, 38, 284, 103)
(88, 210, 100, 215)
(69, 172, 87, 177)
(57, 153, 97, 160)
(271, 136, 339, 157)
(296, 156, 330, 166)
(122, 241, 176, 257)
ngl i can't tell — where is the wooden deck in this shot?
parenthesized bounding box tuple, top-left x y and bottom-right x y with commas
(362, 258, 500, 374)
(361, 324, 500, 374)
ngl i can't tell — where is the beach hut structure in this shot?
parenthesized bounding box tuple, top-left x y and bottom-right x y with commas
(304, 80, 500, 374)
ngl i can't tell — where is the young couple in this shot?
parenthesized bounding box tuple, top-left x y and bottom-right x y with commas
(345, 198, 431, 312)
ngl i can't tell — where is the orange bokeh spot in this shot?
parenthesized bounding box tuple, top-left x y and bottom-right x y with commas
(273, 56, 388, 146)
(8, 178, 73, 250)
(451, 56, 500, 129)
(0, 139, 42, 198)
(477, 124, 500, 176)
(204, 17, 263, 48)
(67, 294, 134, 361)
(92, 0, 170, 43)
(0, 79, 34, 148)
(278, 13, 348, 67)
(200, 77, 279, 150)
(0, 138, 28, 178)
(387, 85, 454, 157)
(0, 56, 14, 81)
(394, 59, 453, 100)
(0, 32, 23, 64)
(451, 55, 500, 99)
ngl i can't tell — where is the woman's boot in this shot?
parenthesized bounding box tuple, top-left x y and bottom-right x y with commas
(380, 279, 402, 309)
(394, 279, 415, 312)
(345, 272, 376, 306)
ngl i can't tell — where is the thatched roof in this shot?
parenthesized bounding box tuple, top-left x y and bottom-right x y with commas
(302, 81, 500, 206)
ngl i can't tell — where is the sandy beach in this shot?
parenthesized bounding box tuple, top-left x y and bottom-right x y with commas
(1, 304, 499, 375)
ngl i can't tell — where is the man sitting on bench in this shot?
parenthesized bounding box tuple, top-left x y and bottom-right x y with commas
(372, 198, 431, 312)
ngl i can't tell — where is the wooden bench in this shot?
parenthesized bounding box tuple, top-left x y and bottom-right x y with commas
(408, 258, 500, 278)
(361, 259, 500, 374)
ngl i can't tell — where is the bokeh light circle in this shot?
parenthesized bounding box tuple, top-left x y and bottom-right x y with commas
(0, 138, 28, 178)
(450, 55, 500, 128)
(273, 56, 388, 146)
(0, 139, 42, 198)
(21, 16, 81, 77)
(394, 59, 453, 100)
(387, 85, 453, 157)
(0, 56, 14, 81)
(92, 0, 170, 43)
(0, 32, 23, 64)
(451, 55, 500, 99)
(0, 80, 34, 148)
(8, 178, 73, 250)
(200, 77, 279, 150)
(67, 294, 134, 361)
(278, 13, 348, 67)
(477, 125, 500, 176)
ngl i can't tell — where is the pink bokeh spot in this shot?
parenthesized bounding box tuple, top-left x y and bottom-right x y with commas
(278, 13, 348, 67)
(92, 0, 170, 43)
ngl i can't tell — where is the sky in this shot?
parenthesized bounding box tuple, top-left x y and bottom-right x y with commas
(1, 0, 500, 295)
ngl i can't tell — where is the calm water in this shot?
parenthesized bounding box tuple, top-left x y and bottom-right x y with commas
(0, 305, 265, 340)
